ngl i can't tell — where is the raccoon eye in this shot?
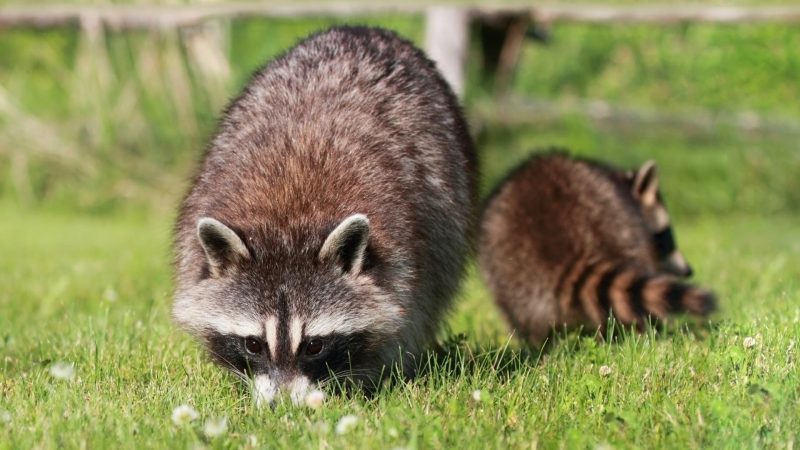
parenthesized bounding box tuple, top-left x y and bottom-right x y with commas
(244, 337, 264, 355)
(304, 339, 324, 356)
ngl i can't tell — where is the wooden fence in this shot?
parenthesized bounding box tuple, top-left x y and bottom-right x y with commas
(2, 3, 799, 134)
(3, 4, 800, 30)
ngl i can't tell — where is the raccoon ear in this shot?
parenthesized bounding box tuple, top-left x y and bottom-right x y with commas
(319, 214, 370, 276)
(197, 217, 250, 277)
(632, 160, 659, 206)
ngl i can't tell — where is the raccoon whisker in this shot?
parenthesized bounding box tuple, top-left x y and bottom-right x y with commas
(233, 371, 249, 383)
(326, 367, 375, 378)
(205, 349, 249, 382)
(318, 368, 378, 386)
(229, 369, 250, 383)
(321, 373, 368, 383)
(319, 372, 355, 383)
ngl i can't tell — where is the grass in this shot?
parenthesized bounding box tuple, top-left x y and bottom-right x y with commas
(1, 13, 800, 450)
(1, 208, 799, 448)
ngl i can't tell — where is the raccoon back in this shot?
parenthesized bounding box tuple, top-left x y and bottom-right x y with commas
(480, 152, 655, 291)
(479, 152, 714, 344)
(176, 27, 476, 288)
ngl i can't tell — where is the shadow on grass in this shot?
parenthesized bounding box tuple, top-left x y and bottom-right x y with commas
(406, 333, 543, 387)
(407, 316, 717, 386)
(219, 316, 718, 407)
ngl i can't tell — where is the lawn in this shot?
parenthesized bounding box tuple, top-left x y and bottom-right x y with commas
(1, 203, 799, 449)
(1, 12, 800, 450)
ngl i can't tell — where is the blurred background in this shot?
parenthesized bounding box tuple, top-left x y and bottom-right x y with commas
(0, 1, 798, 334)
(1, 2, 799, 216)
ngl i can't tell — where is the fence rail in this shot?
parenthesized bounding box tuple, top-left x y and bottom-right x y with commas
(2, 3, 800, 30)
(473, 97, 800, 136)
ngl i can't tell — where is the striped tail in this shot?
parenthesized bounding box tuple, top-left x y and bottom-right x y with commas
(567, 262, 717, 332)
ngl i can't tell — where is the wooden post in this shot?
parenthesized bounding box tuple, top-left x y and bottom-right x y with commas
(476, 10, 532, 94)
(425, 7, 470, 98)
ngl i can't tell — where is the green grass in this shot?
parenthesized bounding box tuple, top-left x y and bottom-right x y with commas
(1, 208, 799, 449)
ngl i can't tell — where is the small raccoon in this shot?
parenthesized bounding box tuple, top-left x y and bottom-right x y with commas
(478, 151, 715, 346)
(173, 27, 476, 405)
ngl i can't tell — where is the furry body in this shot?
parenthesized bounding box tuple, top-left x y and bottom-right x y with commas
(172, 27, 476, 403)
(479, 152, 714, 345)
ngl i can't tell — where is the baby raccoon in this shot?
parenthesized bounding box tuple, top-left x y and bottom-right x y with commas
(173, 27, 476, 405)
(478, 151, 715, 345)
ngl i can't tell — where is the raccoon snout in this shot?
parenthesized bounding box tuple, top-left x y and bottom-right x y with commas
(253, 374, 278, 408)
(253, 373, 314, 408)
(288, 376, 312, 406)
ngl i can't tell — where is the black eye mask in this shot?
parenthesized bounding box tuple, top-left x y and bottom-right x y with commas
(297, 332, 373, 382)
(652, 227, 677, 257)
(206, 334, 252, 375)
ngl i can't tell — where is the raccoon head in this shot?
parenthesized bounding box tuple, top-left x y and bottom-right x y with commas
(628, 161, 694, 278)
(173, 214, 405, 406)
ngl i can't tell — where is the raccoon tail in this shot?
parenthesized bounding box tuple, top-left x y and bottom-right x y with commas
(571, 262, 717, 331)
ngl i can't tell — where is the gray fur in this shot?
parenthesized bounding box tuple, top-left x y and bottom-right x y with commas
(172, 26, 476, 401)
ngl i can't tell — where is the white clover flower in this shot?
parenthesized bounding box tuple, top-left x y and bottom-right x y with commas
(246, 435, 258, 447)
(0, 410, 10, 424)
(743, 336, 757, 349)
(49, 362, 75, 381)
(599, 365, 613, 377)
(171, 404, 199, 426)
(312, 420, 330, 434)
(471, 389, 482, 402)
(102, 286, 118, 302)
(203, 416, 227, 438)
(304, 389, 325, 409)
(335, 415, 359, 435)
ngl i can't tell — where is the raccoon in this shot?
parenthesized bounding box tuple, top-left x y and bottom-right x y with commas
(172, 27, 476, 405)
(478, 151, 715, 346)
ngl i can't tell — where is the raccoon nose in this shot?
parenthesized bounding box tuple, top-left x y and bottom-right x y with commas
(683, 264, 694, 278)
(254, 372, 313, 407)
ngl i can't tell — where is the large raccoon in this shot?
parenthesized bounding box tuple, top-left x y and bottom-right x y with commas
(478, 151, 715, 346)
(173, 27, 476, 405)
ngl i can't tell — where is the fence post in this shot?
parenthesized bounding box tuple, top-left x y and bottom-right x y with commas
(425, 7, 470, 98)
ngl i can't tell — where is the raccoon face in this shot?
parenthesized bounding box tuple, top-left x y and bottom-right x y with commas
(174, 215, 404, 406)
(628, 161, 693, 278)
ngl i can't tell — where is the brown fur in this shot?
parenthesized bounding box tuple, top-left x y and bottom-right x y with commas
(172, 27, 476, 398)
(478, 151, 715, 345)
